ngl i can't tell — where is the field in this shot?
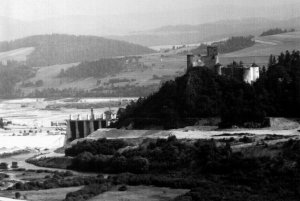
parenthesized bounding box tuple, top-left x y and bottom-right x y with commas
(18, 63, 81, 94)
(0, 187, 82, 201)
(16, 52, 186, 95)
(89, 185, 188, 201)
(0, 47, 35, 63)
(220, 31, 300, 66)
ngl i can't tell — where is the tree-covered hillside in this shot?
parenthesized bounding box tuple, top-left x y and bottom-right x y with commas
(192, 36, 255, 55)
(59, 58, 125, 79)
(0, 34, 155, 66)
(260, 28, 295, 36)
(0, 61, 35, 98)
(116, 50, 300, 129)
(115, 68, 265, 129)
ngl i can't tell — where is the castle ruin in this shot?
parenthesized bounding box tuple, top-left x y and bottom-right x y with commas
(187, 46, 260, 84)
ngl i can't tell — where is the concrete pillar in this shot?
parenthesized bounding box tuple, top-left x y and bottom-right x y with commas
(75, 121, 80, 139)
(84, 121, 89, 137)
(90, 120, 95, 134)
(66, 120, 72, 140)
(91, 108, 95, 120)
(98, 120, 102, 129)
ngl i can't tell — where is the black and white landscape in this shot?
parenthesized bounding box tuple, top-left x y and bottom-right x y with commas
(0, 0, 300, 201)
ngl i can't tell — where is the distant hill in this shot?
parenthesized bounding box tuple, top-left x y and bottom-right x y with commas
(109, 18, 300, 47)
(0, 34, 155, 66)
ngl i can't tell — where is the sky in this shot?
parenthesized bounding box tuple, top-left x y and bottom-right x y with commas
(1, 0, 300, 41)
(1, 0, 300, 21)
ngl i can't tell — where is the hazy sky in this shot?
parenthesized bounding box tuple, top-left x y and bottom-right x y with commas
(1, 0, 300, 41)
(2, 0, 300, 21)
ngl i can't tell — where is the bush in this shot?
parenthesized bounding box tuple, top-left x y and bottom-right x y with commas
(64, 183, 111, 201)
(118, 185, 128, 191)
(15, 192, 21, 199)
(127, 157, 149, 174)
(65, 138, 128, 157)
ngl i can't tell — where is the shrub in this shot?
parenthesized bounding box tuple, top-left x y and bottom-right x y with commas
(118, 185, 127, 191)
(15, 192, 21, 199)
(127, 157, 149, 174)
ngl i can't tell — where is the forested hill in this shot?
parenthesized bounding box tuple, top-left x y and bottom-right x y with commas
(192, 36, 255, 55)
(115, 67, 266, 129)
(260, 28, 295, 36)
(116, 51, 300, 129)
(0, 34, 155, 66)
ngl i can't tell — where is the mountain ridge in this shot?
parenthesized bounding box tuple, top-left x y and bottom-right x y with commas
(109, 17, 300, 46)
(0, 34, 155, 66)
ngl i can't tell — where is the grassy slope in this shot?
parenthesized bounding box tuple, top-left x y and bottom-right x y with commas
(0, 34, 156, 67)
(0, 187, 82, 201)
(89, 185, 188, 201)
(0, 47, 35, 63)
(18, 53, 186, 95)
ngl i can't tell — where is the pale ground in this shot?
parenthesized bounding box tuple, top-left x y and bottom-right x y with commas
(0, 98, 125, 152)
(0, 98, 122, 127)
(0, 47, 35, 63)
(0, 186, 82, 201)
(0, 135, 65, 149)
(0, 197, 24, 201)
(87, 124, 300, 141)
(89, 185, 189, 201)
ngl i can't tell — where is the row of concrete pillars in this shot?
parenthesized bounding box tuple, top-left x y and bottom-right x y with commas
(67, 119, 105, 140)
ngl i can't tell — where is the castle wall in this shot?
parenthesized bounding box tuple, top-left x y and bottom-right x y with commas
(243, 67, 252, 84)
(252, 66, 260, 81)
(187, 54, 194, 71)
(186, 46, 260, 84)
(186, 46, 219, 71)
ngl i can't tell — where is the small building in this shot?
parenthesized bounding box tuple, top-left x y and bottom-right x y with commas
(0, 163, 8, 170)
(186, 47, 260, 84)
(11, 162, 18, 169)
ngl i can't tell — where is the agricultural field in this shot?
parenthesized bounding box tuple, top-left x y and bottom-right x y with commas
(0, 187, 82, 201)
(17, 53, 186, 96)
(220, 31, 300, 66)
(89, 185, 188, 201)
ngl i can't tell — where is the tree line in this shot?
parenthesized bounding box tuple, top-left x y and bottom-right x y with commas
(0, 62, 35, 98)
(61, 136, 300, 201)
(58, 58, 125, 79)
(260, 28, 295, 37)
(192, 36, 255, 55)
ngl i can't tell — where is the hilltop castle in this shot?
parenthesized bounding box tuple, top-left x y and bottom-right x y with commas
(187, 46, 219, 71)
(187, 46, 260, 84)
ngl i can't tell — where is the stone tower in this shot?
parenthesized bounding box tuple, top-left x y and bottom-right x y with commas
(187, 54, 194, 72)
(207, 46, 218, 57)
